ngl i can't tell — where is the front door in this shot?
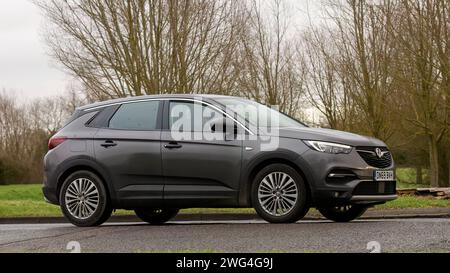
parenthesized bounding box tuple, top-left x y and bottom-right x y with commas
(161, 99, 243, 207)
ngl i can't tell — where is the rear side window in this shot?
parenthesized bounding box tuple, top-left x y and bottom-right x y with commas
(109, 101, 160, 130)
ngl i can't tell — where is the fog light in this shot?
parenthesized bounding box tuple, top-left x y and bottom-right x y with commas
(328, 173, 356, 178)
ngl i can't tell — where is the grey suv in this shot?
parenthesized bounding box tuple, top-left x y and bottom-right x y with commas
(43, 95, 397, 227)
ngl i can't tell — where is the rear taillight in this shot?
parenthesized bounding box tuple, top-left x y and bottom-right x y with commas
(48, 137, 68, 150)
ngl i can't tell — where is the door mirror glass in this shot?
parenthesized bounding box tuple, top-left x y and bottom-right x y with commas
(169, 100, 237, 141)
(209, 117, 237, 140)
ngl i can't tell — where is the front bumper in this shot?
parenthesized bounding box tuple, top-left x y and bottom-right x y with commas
(351, 194, 398, 202)
(312, 185, 397, 207)
(296, 148, 397, 207)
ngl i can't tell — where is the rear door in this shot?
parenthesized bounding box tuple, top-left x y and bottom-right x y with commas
(161, 99, 243, 206)
(93, 100, 163, 207)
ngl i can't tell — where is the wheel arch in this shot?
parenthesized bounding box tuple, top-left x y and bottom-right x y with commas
(239, 155, 313, 207)
(56, 157, 117, 206)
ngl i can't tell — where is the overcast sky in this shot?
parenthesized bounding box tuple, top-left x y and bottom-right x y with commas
(0, 0, 321, 101)
(0, 0, 68, 100)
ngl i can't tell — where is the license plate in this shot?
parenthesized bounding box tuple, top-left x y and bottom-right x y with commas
(374, 170, 395, 181)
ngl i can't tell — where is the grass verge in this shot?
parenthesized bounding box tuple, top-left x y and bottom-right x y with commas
(0, 184, 448, 218)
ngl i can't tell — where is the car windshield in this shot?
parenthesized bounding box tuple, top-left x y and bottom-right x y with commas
(214, 97, 306, 128)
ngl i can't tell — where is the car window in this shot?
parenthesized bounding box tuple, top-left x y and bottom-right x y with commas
(215, 97, 306, 128)
(109, 101, 160, 130)
(169, 101, 224, 132)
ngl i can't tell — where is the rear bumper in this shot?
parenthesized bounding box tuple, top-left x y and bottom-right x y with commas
(42, 151, 60, 205)
(42, 186, 59, 205)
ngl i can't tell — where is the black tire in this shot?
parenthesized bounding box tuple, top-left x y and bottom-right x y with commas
(59, 170, 112, 227)
(318, 205, 368, 222)
(134, 208, 180, 225)
(251, 164, 309, 223)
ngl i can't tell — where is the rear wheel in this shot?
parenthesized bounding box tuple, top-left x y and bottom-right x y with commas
(252, 164, 309, 223)
(134, 208, 179, 225)
(60, 171, 112, 227)
(318, 205, 368, 222)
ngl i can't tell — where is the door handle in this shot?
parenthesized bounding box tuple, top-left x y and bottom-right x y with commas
(101, 140, 117, 148)
(164, 142, 182, 149)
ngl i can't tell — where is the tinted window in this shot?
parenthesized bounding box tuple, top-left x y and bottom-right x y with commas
(62, 109, 84, 128)
(215, 97, 306, 128)
(169, 101, 224, 132)
(109, 101, 160, 130)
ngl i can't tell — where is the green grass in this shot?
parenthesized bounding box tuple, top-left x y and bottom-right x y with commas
(397, 181, 429, 189)
(0, 184, 61, 217)
(0, 184, 449, 218)
(377, 196, 450, 209)
(0, 184, 255, 217)
(396, 168, 429, 189)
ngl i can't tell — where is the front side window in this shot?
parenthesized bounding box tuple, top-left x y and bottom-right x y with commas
(109, 101, 160, 130)
(169, 101, 224, 132)
(214, 97, 306, 128)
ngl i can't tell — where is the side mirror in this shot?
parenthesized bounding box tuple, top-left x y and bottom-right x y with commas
(209, 118, 237, 140)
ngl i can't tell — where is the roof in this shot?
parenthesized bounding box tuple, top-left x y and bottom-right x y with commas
(77, 94, 241, 111)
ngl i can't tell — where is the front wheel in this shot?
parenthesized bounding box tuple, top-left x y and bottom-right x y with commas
(134, 209, 179, 225)
(318, 205, 368, 222)
(252, 164, 309, 223)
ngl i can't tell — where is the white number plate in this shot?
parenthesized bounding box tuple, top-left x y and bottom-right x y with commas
(374, 170, 395, 181)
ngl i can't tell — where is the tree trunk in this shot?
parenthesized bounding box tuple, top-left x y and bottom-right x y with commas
(428, 135, 439, 187)
(416, 165, 423, 184)
(438, 141, 450, 187)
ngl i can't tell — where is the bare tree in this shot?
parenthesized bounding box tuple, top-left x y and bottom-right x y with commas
(238, 0, 305, 116)
(388, 0, 449, 187)
(0, 91, 38, 183)
(300, 28, 357, 130)
(37, 0, 246, 100)
(321, 0, 398, 140)
(0, 89, 82, 184)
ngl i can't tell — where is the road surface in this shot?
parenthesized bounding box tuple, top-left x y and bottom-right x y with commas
(0, 218, 449, 253)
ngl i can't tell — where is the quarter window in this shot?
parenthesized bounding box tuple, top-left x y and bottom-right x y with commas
(109, 101, 160, 130)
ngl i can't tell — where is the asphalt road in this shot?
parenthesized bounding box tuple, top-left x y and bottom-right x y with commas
(0, 218, 449, 253)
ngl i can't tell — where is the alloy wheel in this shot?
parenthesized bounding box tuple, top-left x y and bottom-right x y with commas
(65, 178, 100, 220)
(257, 172, 298, 217)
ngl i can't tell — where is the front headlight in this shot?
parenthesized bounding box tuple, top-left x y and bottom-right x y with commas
(303, 140, 352, 154)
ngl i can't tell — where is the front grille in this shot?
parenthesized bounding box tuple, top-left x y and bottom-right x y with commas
(353, 181, 396, 195)
(357, 147, 392, 169)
